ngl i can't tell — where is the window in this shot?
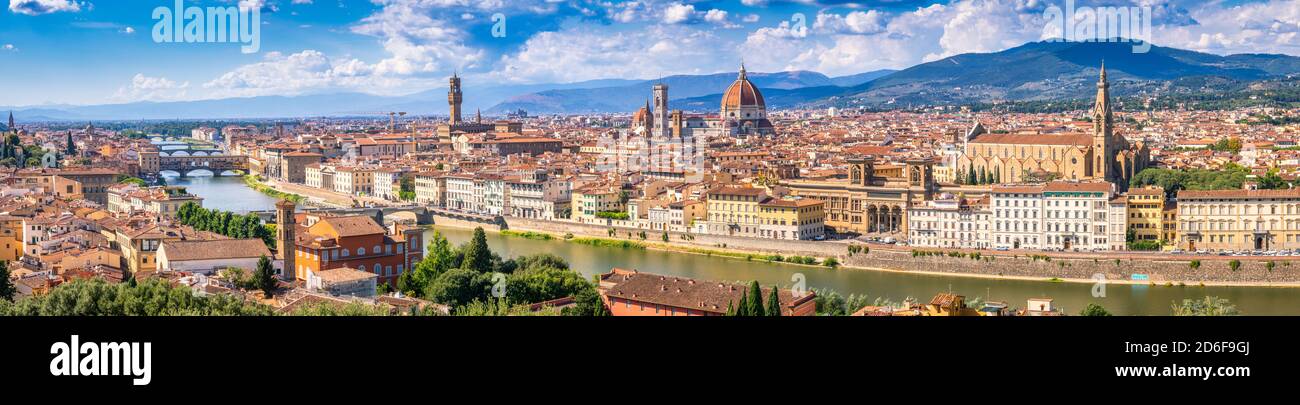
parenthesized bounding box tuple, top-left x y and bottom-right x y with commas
(358, 247, 366, 256)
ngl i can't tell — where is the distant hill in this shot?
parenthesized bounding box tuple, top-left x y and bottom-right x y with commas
(485, 71, 848, 114)
(2, 79, 641, 121)
(8, 40, 1299, 121)
(808, 40, 1300, 108)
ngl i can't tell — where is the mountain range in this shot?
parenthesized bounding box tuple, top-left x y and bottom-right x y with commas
(7, 40, 1300, 121)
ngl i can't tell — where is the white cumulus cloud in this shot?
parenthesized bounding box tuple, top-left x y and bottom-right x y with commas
(8, 0, 82, 15)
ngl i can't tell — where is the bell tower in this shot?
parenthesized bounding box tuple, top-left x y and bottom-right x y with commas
(448, 72, 463, 126)
(653, 83, 670, 138)
(1092, 61, 1114, 181)
(276, 199, 297, 281)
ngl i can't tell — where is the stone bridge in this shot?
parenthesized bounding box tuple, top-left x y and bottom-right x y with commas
(158, 155, 249, 176)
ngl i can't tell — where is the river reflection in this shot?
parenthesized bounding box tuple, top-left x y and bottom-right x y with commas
(426, 226, 1300, 315)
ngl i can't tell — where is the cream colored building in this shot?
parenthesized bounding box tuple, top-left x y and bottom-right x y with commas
(1176, 188, 1300, 252)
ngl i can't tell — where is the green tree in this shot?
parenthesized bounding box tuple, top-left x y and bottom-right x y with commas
(505, 266, 589, 304)
(460, 227, 493, 273)
(0, 261, 15, 301)
(0, 278, 274, 316)
(765, 285, 781, 316)
(1172, 296, 1239, 316)
(1228, 259, 1241, 272)
(254, 255, 277, 298)
(746, 281, 765, 316)
(1080, 303, 1112, 316)
(562, 288, 610, 316)
(65, 131, 76, 156)
(425, 268, 492, 308)
(410, 231, 455, 296)
(1257, 169, 1289, 190)
(735, 290, 749, 316)
(396, 266, 417, 296)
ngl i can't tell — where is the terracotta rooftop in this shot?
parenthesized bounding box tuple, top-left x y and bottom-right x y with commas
(1177, 188, 1300, 200)
(159, 239, 272, 262)
(599, 269, 814, 315)
(970, 132, 1092, 147)
(317, 215, 386, 238)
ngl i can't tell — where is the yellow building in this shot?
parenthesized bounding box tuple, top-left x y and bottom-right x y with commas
(698, 186, 767, 236)
(0, 215, 25, 261)
(1177, 188, 1300, 251)
(757, 198, 826, 240)
(1163, 203, 1178, 243)
(1126, 186, 1165, 243)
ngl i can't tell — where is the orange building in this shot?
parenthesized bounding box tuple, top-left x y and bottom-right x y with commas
(596, 268, 817, 316)
(291, 215, 423, 288)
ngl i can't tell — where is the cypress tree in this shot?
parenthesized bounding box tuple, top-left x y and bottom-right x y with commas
(65, 131, 76, 156)
(766, 286, 781, 316)
(725, 300, 735, 316)
(736, 291, 749, 316)
(254, 255, 277, 298)
(0, 261, 15, 301)
(746, 281, 764, 316)
(966, 163, 976, 185)
(461, 227, 492, 273)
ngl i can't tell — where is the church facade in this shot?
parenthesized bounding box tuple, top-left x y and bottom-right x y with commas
(955, 64, 1148, 188)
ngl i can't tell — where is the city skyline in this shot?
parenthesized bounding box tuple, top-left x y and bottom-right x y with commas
(1, 0, 1297, 106)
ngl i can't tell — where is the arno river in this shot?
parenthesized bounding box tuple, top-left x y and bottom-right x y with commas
(179, 177, 1300, 315)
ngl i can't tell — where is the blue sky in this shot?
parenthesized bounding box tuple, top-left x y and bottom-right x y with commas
(0, 0, 1296, 106)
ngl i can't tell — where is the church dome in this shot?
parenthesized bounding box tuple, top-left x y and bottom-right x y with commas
(721, 65, 765, 110)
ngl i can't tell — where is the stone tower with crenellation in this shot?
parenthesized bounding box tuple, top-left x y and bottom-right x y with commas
(448, 73, 463, 126)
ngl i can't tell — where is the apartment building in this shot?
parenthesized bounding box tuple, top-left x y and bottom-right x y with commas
(506, 170, 571, 220)
(414, 174, 446, 206)
(1126, 186, 1166, 242)
(1176, 188, 1300, 252)
(106, 184, 203, 218)
(333, 166, 374, 196)
(696, 186, 766, 237)
(757, 198, 826, 241)
(444, 174, 477, 212)
(1041, 181, 1115, 251)
(907, 197, 991, 249)
(991, 184, 1044, 250)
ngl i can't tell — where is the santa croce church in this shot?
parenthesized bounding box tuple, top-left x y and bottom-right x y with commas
(955, 64, 1149, 188)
